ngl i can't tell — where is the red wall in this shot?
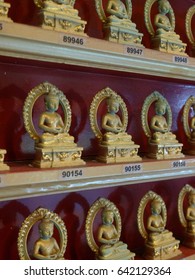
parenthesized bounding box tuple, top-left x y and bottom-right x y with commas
(0, 0, 195, 259)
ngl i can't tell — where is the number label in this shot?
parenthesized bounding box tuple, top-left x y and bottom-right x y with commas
(60, 169, 84, 180)
(0, 23, 3, 30)
(123, 164, 143, 174)
(125, 46, 144, 56)
(63, 35, 85, 46)
(171, 160, 186, 168)
(173, 55, 188, 64)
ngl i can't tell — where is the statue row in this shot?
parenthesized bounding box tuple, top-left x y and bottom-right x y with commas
(1, 0, 195, 56)
(1, 82, 195, 170)
(17, 184, 195, 260)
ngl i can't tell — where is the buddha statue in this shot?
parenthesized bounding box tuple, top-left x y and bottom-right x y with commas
(95, 0, 143, 45)
(85, 197, 135, 260)
(150, 98, 177, 144)
(34, 0, 87, 34)
(147, 199, 173, 246)
(190, 105, 195, 141)
(137, 191, 181, 260)
(97, 207, 132, 260)
(101, 96, 133, 145)
(106, 0, 135, 27)
(90, 87, 141, 163)
(33, 218, 61, 260)
(154, 0, 180, 40)
(144, 0, 187, 54)
(43, 0, 79, 18)
(38, 89, 76, 148)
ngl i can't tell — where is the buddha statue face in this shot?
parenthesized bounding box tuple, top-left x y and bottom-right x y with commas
(45, 91, 60, 112)
(158, 0, 170, 15)
(151, 200, 162, 215)
(155, 99, 166, 116)
(102, 208, 114, 225)
(39, 219, 54, 239)
(107, 97, 120, 114)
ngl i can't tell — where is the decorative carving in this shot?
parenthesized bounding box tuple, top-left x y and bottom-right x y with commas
(178, 184, 195, 248)
(137, 191, 181, 259)
(85, 197, 135, 260)
(23, 82, 85, 167)
(95, 0, 144, 46)
(34, 0, 87, 35)
(183, 95, 195, 155)
(89, 87, 141, 163)
(186, 5, 195, 56)
(144, 0, 187, 55)
(17, 207, 67, 260)
(141, 91, 184, 159)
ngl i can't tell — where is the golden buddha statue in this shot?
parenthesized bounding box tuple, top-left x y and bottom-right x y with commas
(38, 89, 75, 148)
(141, 91, 184, 159)
(85, 197, 135, 260)
(90, 87, 141, 163)
(178, 185, 195, 248)
(34, 0, 87, 34)
(147, 199, 173, 246)
(95, 0, 143, 45)
(150, 99, 177, 144)
(33, 218, 61, 260)
(23, 82, 85, 168)
(137, 191, 181, 260)
(17, 208, 67, 260)
(144, 0, 187, 55)
(0, 0, 12, 22)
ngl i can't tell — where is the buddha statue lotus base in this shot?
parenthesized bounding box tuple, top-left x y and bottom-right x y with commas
(103, 23, 143, 46)
(97, 143, 141, 163)
(147, 142, 184, 160)
(97, 248, 135, 260)
(33, 146, 85, 168)
(0, 1, 12, 22)
(151, 36, 187, 55)
(0, 149, 9, 171)
(40, 10, 87, 34)
(144, 239, 181, 260)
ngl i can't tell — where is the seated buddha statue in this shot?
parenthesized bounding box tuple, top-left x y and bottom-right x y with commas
(33, 218, 61, 260)
(43, 0, 79, 18)
(150, 98, 177, 144)
(190, 105, 195, 140)
(97, 207, 131, 259)
(38, 89, 75, 147)
(147, 199, 173, 246)
(154, 0, 180, 40)
(101, 96, 133, 145)
(186, 190, 195, 234)
(106, 0, 135, 27)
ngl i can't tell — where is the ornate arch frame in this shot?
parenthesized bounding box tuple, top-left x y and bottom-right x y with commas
(137, 191, 167, 240)
(144, 0, 175, 36)
(178, 184, 195, 229)
(141, 91, 172, 138)
(23, 82, 72, 142)
(17, 207, 68, 260)
(183, 95, 195, 139)
(186, 5, 195, 46)
(85, 197, 122, 254)
(89, 87, 128, 140)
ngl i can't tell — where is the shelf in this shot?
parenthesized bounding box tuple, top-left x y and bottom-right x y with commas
(0, 22, 195, 81)
(1, 157, 195, 201)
